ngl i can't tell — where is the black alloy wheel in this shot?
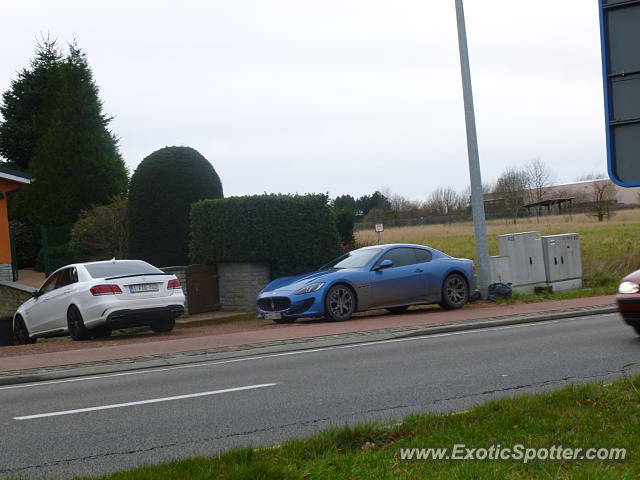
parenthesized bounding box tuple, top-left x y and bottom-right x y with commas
(67, 306, 91, 341)
(13, 315, 36, 345)
(324, 284, 355, 321)
(440, 273, 468, 310)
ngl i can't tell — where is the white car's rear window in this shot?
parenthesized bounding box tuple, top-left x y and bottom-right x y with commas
(84, 261, 163, 279)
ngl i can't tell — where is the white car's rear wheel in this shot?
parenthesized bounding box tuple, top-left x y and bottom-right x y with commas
(67, 306, 91, 341)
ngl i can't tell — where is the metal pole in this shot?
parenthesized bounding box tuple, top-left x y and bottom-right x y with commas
(454, 0, 490, 298)
(41, 225, 50, 278)
(9, 230, 18, 282)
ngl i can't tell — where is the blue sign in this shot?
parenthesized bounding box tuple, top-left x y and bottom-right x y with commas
(599, 0, 640, 186)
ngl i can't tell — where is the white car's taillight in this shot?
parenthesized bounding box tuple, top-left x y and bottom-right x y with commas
(167, 279, 181, 289)
(90, 284, 123, 296)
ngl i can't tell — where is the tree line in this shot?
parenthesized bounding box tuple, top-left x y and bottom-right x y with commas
(335, 159, 620, 227)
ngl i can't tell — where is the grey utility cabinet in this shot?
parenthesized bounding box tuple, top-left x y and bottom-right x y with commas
(496, 231, 547, 294)
(541, 233, 582, 291)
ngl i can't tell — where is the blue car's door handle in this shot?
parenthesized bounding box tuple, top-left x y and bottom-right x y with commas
(415, 268, 424, 273)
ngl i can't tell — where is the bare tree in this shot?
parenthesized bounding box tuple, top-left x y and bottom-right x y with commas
(459, 183, 493, 214)
(576, 173, 617, 222)
(364, 188, 419, 225)
(424, 186, 460, 217)
(526, 158, 555, 204)
(494, 166, 530, 223)
(389, 192, 413, 215)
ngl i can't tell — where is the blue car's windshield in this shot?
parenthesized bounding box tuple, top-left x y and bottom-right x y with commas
(321, 248, 382, 270)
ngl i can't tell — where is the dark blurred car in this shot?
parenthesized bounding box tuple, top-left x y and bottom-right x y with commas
(616, 269, 640, 335)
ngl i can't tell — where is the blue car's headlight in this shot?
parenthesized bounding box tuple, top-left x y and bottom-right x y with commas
(293, 282, 325, 295)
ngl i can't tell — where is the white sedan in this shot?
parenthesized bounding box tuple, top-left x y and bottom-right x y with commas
(13, 259, 185, 343)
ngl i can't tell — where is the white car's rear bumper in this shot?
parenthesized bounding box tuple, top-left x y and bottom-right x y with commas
(82, 293, 186, 328)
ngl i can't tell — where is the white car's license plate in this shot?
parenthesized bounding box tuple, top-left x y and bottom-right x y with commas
(129, 283, 159, 293)
(265, 312, 282, 320)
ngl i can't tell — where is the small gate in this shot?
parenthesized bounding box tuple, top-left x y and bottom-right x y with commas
(186, 264, 220, 314)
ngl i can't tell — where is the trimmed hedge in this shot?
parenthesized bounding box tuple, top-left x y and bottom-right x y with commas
(128, 146, 223, 267)
(335, 209, 355, 247)
(190, 194, 342, 278)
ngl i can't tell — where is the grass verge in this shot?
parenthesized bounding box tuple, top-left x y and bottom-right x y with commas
(491, 283, 618, 305)
(70, 374, 639, 480)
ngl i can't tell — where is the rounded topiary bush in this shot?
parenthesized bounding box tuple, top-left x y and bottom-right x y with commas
(128, 146, 223, 266)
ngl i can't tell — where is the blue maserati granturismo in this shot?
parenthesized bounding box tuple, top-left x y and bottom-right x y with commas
(256, 243, 476, 323)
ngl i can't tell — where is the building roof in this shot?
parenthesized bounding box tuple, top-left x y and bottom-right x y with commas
(0, 165, 33, 185)
(522, 197, 575, 209)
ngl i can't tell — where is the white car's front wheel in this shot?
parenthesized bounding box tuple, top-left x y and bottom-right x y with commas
(13, 315, 36, 345)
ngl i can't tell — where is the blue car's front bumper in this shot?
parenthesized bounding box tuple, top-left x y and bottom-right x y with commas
(256, 291, 325, 319)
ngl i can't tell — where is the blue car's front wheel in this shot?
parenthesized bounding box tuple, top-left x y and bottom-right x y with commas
(324, 284, 355, 322)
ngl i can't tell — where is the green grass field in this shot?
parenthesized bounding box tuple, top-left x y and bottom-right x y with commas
(356, 210, 640, 291)
(68, 374, 639, 480)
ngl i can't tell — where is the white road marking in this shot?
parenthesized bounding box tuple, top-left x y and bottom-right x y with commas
(0, 313, 617, 392)
(14, 383, 280, 420)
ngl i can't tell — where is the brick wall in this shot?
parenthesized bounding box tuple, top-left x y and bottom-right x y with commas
(218, 263, 270, 311)
(0, 280, 36, 317)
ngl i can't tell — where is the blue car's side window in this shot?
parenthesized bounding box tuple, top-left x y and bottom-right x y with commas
(375, 248, 417, 268)
(414, 248, 432, 263)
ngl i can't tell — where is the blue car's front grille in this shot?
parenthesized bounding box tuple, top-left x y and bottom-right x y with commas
(258, 297, 291, 312)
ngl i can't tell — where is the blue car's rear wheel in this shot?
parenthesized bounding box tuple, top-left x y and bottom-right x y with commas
(324, 284, 355, 321)
(440, 273, 468, 310)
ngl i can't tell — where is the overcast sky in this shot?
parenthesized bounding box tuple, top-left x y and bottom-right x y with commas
(2, 0, 606, 202)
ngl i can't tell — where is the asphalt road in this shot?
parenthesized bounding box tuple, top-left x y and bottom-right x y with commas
(0, 313, 638, 479)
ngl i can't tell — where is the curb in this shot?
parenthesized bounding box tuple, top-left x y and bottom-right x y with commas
(0, 304, 618, 386)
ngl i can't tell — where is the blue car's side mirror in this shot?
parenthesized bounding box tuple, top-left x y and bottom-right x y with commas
(375, 259, 393, 270)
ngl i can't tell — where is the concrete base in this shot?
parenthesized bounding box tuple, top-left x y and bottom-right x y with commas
(549, 279, 583, 292)
(512, 279, 583, 295)
(219, 263, 270, 311)
(0, 264, 12, 282)
(511, 283, 549, 295)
